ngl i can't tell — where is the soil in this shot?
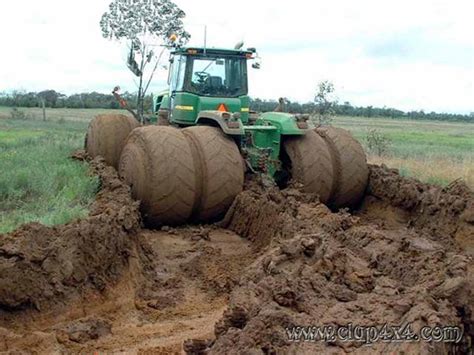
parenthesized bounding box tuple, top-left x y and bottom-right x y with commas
(0, 155, 472, 354)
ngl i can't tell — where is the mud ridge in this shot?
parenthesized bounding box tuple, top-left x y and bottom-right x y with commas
(366, 164, 473, 245)
(0, 154, 141, 311)
(192, 165, 474, 354)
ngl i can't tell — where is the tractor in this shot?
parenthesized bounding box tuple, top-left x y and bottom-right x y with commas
(85, 45, 368, 226)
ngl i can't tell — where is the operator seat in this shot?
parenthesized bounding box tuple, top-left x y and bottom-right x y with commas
(206, 76, 223, 90)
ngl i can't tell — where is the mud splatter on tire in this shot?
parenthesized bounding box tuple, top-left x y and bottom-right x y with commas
(86, 114, 139, 169)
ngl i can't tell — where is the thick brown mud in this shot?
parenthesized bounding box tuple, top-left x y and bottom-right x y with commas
(0, 157, 472, 354)
(0, 155, 141, 311)
(204, 166, 473, 354)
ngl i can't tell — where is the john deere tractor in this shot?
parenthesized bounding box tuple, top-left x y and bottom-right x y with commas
(86, 46, 368, 226)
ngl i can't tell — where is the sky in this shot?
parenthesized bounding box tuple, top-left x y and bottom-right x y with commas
(0, 0, 473, 114)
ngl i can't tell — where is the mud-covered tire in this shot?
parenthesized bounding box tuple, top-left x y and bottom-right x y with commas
(86, 114, 139, 168)
(119, 126, 197, 226)
(315, 126, 368, 208)
(182, 126, 244, 222)
(283, 131, 334, 204)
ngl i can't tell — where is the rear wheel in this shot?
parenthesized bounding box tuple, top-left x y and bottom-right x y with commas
(182, 126, 244, 221)
(86, 114, 139, 168)
(119, 126, 197, 226)
(315, 126, 368, 208)
(283, 131, 334, 204)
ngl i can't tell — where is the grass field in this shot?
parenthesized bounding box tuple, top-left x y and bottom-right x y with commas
(0, 111, 99, 233)
(0, 106, 122, 122)
(0, 106, 472, 233)
(333, 116, 473, 187)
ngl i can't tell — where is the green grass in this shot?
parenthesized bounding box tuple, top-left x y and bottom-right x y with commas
(0, 116, 99, 233)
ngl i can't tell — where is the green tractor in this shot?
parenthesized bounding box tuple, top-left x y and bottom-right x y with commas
(85, 46, 368, 226)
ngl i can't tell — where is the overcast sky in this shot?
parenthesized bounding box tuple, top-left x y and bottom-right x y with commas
(0, 0, 473, 113)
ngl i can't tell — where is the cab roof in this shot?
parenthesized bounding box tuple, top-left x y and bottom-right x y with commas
(171, 46, 255, 57)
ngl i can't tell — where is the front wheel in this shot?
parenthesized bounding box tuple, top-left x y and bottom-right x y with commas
(182, 126, 244, 222)
(119, 126, 198, 226)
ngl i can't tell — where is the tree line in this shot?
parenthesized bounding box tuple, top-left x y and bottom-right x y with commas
(250, 98, 474, 122)
(0, 90, 472, 122)
(0, 90, 143, 110)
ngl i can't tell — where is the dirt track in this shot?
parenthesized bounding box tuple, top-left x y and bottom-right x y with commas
(0, 156, 472, 354)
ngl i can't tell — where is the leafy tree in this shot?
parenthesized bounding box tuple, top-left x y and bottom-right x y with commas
(100, 0, 190, 122)
(10, 90, 25, 107)
(366, 128, 391, 156)
(37, 90, 64, 108)
(313, 80, 338, 126)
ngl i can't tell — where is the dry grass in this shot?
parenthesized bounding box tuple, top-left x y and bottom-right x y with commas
(334, 116, 473, 189)
(0, 106, 128, 122)
(368, 155, 473, 189)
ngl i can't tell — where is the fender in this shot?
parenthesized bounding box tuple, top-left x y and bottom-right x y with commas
(257, 112, 311, 135)
(196, 110, 244, 135)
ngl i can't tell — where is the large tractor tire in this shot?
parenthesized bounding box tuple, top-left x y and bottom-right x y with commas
(182, 126, 244, 222)
(119, 126, 197, 226)
(283, 131, 334, 204)
(315, 126, 368, 208)
(86, 114, 139, 168)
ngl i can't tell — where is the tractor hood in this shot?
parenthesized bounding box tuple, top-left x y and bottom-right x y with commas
(171, 93, 250, 125)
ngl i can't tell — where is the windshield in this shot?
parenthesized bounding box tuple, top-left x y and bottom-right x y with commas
(183, 55, 248, 97)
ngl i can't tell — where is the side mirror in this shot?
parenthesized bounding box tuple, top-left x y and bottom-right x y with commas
(252, 62, 260, 69)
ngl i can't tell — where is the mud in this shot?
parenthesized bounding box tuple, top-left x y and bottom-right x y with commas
(204, 166, 473, 354)
(0, 155, 141, 311)
(366, 164, 473, 249)
(0, 160, 473, 354)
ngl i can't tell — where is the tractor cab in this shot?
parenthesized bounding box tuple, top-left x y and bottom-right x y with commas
(153, 47, 257, 125)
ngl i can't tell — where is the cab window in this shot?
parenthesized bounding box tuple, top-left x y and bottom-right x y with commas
(169, 55, 187, 92)
(183, 55, 247, 97)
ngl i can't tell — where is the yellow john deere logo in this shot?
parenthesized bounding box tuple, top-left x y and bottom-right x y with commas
(175, 105, 194, 111)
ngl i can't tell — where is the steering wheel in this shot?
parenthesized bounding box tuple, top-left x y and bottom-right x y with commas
(194, 71, 210, 82)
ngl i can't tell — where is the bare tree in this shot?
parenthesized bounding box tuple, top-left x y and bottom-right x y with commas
(100, 0, 190, 123)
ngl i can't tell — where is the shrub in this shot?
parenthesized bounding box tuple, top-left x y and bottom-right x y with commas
(312, 80, 338, 126)
(10, 108, 27, 120)
(366, 128, 391, 156)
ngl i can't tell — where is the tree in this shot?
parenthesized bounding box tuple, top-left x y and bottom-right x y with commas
(313, 80, 338, 126)
(37, 90, 63, 108)
(100, 0, 190, 122)
(366, 128, 391, 156)
(10, 90, 25, 107)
